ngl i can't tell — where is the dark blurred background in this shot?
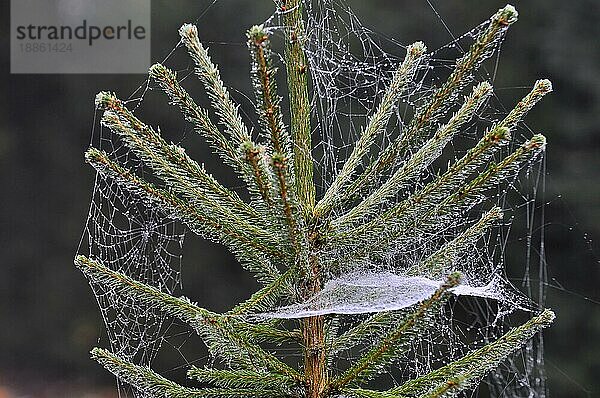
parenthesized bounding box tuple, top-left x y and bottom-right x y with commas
(1, 0, 598, 397)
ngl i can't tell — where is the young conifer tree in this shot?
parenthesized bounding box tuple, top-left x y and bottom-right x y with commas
(76, 2, 554, 397)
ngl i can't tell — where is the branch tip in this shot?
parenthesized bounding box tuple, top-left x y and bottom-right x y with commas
(527, 134, 547, 150)
(488, 206, 504, 221)
(535, 78, 553, 94)
(537, 309, 556, 325)
(408, 41, 427, 57)
(497, 5, 518, 25)
(247, 24, 268, 44)
(179, 23, 198, 40)
(475, 81, 493, 95)
(148, 63, 167, 79)
(95, 91, 118, 110)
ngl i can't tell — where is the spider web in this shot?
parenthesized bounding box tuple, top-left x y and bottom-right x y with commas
(78, 108, 185, 397)
(77, 1, 549, 397)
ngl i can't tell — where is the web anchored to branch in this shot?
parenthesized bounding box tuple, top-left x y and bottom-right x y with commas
(78, 117, 185, 396)
(77, 1, 553, 398)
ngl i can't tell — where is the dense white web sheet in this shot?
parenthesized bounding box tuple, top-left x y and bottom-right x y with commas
(258, 271, 524, 319)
